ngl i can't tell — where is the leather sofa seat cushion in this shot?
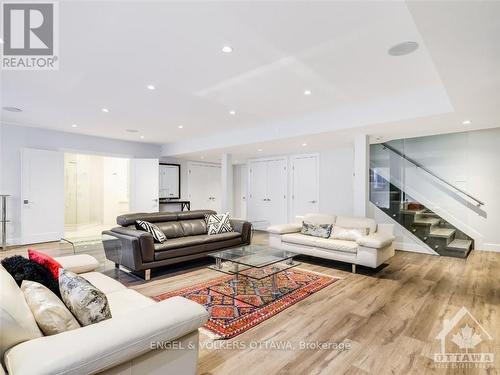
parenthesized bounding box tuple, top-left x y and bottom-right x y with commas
(80, 272, 127, 294)
(335, 216, 377, 234)
(154, 232, 241, 251)
(106, 289, 155, 317)
(314, 238, 358, 253)
(157, 222, 185, 238)
(180, 219, 207, 236)
(282, 233, 318, 247)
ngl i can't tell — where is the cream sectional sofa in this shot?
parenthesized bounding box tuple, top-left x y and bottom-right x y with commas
(268, 213, 395, 272)
(0, 254, 208, 375)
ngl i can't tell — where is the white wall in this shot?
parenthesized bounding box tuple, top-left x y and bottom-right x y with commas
(0, 123, 161, 245)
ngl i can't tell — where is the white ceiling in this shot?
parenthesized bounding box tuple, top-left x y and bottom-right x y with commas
(1, 1, 500, 162)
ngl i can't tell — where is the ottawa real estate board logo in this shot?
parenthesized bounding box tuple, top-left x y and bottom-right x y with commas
(434, 306, 494, 369)
(1, 1, 59, 70)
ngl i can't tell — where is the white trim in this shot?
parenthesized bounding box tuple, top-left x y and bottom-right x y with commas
(475, 244, 500, 253)
(393, 241, 438, 255)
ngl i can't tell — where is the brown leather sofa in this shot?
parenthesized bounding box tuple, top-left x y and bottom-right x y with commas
(102, 210, 252, 280)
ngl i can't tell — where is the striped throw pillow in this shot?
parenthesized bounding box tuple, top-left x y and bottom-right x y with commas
(135, 220, 167, 243)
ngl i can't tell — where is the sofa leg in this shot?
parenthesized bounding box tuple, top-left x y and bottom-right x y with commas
(144, 269, 151, 281)
(114, 263, 119, 269)
(351, 264, 356, 274)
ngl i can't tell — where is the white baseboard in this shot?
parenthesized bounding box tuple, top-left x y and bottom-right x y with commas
(474, 244, 500, 253)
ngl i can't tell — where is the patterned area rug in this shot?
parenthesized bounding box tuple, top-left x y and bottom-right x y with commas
(153, 268, 338, 339)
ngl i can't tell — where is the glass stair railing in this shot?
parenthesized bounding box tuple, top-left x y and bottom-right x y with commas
(370, 143, 475, 258)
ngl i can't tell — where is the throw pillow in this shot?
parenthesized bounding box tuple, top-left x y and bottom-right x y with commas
(205, 213, 233, 235)
(0, 265, 43, 358)
(28, 249, 63, 280)
(135, 220, 166, 243)
(301, 222, 333, 238)
(1, 256, 60, 297)
(59, 269, 112, 326)
(21, 280, 80, 336)
(331, 226, 368, 241)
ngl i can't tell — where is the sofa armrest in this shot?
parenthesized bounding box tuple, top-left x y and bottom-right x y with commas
(105, 227, 155, 265)
(357, 232, 395, 249)
(230, 219, 252, 245)
(376, 223, 395, 236)
(4, 297, 209, 375)
(267, 223, 302, 234)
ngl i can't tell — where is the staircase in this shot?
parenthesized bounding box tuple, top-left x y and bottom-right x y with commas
(372, 178, 473, 258)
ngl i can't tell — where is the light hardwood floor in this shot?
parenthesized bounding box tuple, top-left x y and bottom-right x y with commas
(2, 233, 499, 375)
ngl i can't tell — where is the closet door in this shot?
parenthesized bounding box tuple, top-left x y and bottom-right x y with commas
(266, 159, 288, 226)
(248, 160, 268, 225)
(291, 154, 319, 220)
(188, 162, 221, 212)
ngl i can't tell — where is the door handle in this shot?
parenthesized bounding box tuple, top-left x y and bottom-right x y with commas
(308, 200, 317, 203)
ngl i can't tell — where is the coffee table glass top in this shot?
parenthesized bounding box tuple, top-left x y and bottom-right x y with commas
(208, 245, 298, 268)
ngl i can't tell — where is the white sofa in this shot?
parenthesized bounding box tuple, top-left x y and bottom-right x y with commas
(268, 213, 395, 272)
(0, 254, 208, 375)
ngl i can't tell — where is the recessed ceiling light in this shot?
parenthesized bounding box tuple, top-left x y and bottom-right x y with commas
(229, 110, 236, 115)
(388, 41, 419, 56)
(302, 143, 308, 147)
(147, 84, 155, 90)
(71, 124, 78, 128)
(2, 106, 22, 112)
(304, 90, 312, 96)
(126, 129, 139, 133)
(101, 108, 109, 113)
(222, 45, 233, 54)
(257, 149, 263, 152)
(140, 135, 144, 139)
(462, 120, 472, 125)
(178, 125, 184, 129)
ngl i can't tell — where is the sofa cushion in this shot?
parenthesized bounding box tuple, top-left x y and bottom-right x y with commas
(331, 226, 367, 241)
(356, 233, 395, 249)
(303, 213, 336, 225)
(80, 272, 127, 294)
(55, 254, 100, 274)
(59, 269, 112, 326)
(301, 222, 333, 238)
(156, 221, 185, 238)
(282, 233, 318, 247)
(180, 219, 207, 236)
(335, 216, 377, 234)
(205, 213, 233, 235)
(106, 289, 155, 317)
(314, 238, 358, 253)
(135, 220, 167, 243)
(154, 232, 241, 251)
(0, 265, 43, 359)
(21, 280, 80, 336)
(28, 249, 63, 280)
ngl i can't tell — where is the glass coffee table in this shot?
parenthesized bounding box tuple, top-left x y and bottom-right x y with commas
(207, 245, 300, 307)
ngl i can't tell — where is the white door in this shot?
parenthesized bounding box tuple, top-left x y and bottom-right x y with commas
(248, 160, 268, 226)
(188, 162, 221, 212)
(291, 154, 320, 220)
(21, 149, 64, 244)
(129, 159, 159, 212)
(267, 158, 288, 226)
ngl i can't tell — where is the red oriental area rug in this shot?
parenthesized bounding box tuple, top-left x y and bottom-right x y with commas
(153, 268, 339, 339)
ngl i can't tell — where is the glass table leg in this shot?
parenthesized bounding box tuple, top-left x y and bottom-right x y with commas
(271, 273, 279, 297)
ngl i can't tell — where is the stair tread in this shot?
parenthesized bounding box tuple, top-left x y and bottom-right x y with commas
(447, 239, 473, 250)
(400, 208, 426, 215)
(414, 217, 440, 226)
(429, 228, 456, 237)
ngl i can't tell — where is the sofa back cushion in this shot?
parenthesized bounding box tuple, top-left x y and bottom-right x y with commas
(180, 219, 207, 236)
(0, 265, 43, 358)
(335, 216, 377, 234)
(156, 221, 185, 238)
(302, 213, 336, 225)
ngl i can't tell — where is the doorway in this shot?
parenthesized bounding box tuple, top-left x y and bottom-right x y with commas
(64, 153, 130, 238)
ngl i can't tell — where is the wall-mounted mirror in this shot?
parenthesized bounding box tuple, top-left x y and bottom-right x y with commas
(159, 163, 180, 199)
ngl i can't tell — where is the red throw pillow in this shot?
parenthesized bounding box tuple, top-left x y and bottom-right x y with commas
(28, 249, 63, 280)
